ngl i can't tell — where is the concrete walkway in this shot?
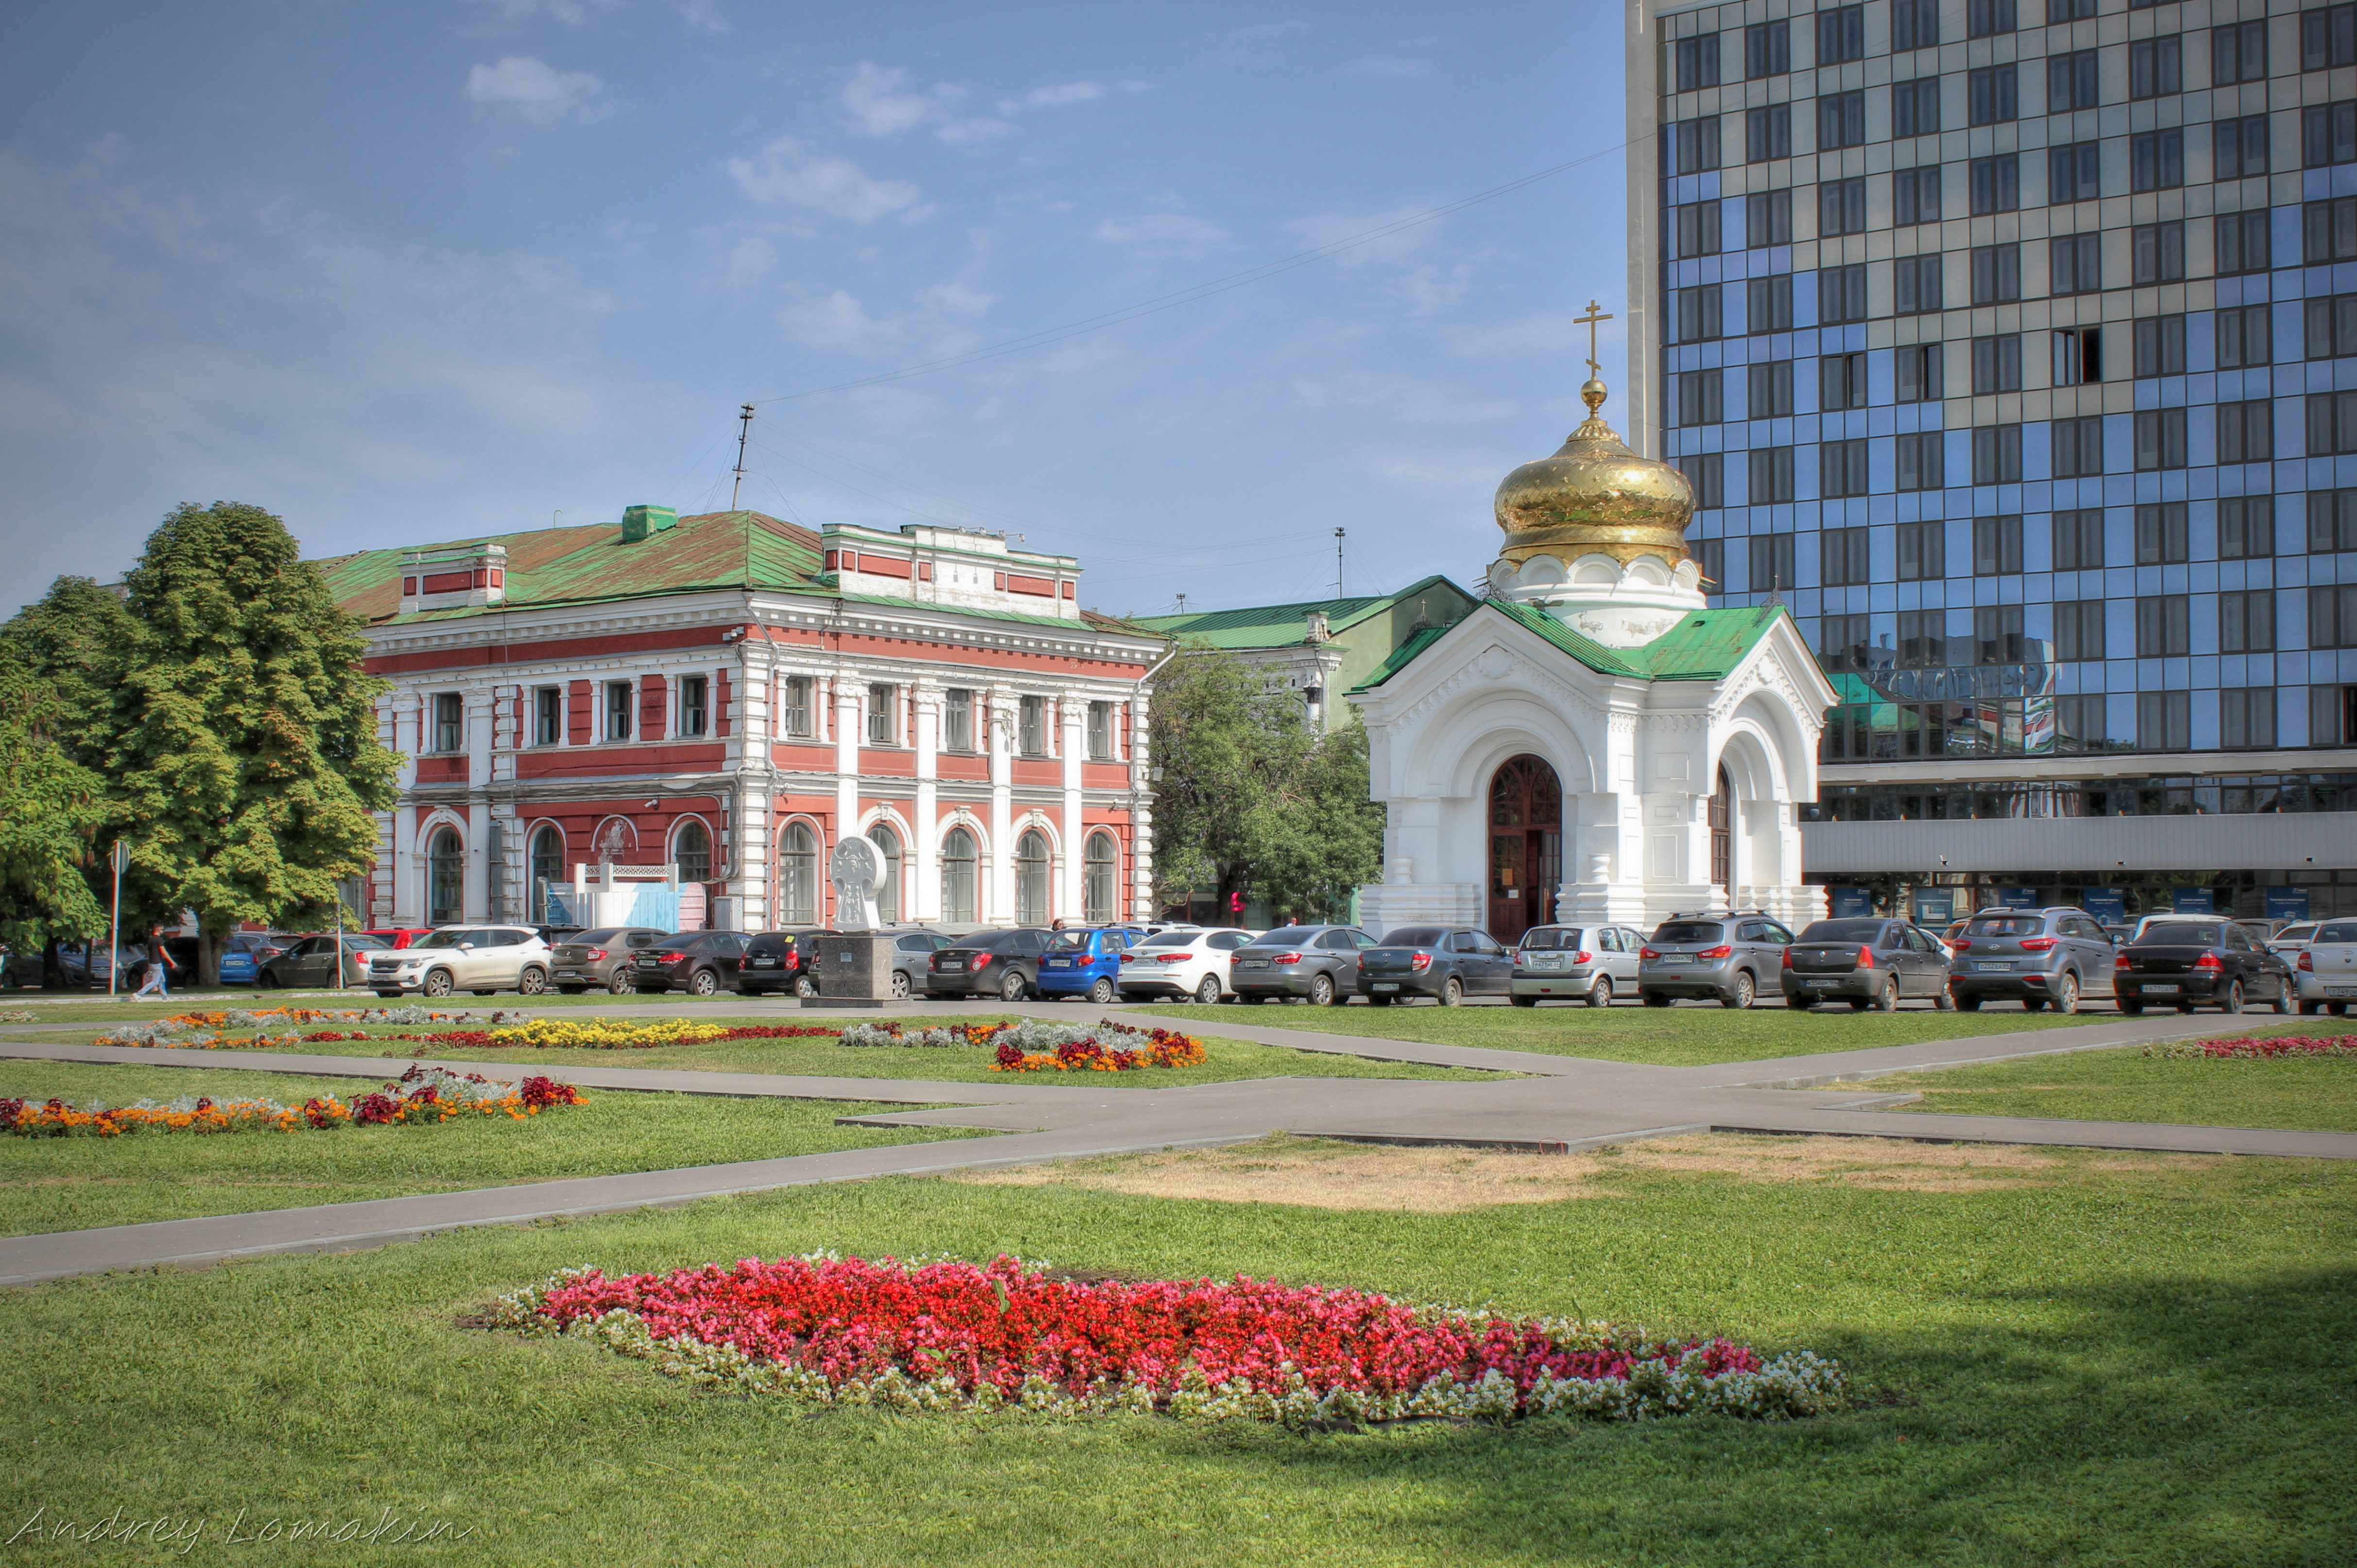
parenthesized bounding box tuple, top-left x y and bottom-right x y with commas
(1, 1006, 2348, 1288)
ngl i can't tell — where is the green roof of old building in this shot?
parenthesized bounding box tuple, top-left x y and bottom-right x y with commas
(1350, 599, 1790, 693)
(1128, 573, 1472, 651)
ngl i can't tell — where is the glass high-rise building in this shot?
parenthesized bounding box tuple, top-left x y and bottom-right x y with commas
(1629, 0, 2357, 922)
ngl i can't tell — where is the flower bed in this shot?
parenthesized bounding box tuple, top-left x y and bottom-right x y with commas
(393, 1021, 845, 1051)
(2142, 1033, 2357, 1060)
(841, 1017, 1207, 1073)
(99, 1007, 527, 1051)
(484, 1254, 1846, 1427)
(0, 1009, 35, 1025)
(2, 1065, 584, 1138)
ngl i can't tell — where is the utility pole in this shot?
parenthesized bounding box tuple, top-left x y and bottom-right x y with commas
(107, 840, 129, 998)
(1334, 528, 1346, 598)
(729, 404, 756, 511)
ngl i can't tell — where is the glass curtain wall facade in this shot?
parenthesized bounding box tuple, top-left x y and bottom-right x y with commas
(1636, 0, 2357, 917)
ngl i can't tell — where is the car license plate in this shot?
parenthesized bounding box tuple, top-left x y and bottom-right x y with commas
(2330, 986, 2357, 998)
(941, 960, 966, 972)
(749, 958, 776, 967)
(1973, 961, 2013, 972)
(1044, 959, 1070, 968)
(2142, 984, 2179, 995)
(1801, 979, 1830, 989)
(1238, 958, 1268, 969)
(1658, 956, 1690, 965)
(1373, 982, 1398, 991)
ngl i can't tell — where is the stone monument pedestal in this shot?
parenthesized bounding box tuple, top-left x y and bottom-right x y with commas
(799, 933, 899, 1008)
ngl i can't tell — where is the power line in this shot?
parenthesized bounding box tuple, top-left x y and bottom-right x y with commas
(751, 142, 1629, 406)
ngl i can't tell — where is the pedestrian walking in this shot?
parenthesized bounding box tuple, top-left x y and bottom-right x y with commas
(131, 929, 176, 1000)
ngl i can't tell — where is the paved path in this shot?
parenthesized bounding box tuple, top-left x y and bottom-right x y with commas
(2, 1006, 2348, 1288)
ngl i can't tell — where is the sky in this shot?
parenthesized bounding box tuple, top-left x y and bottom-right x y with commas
(0, 0, 1633, 620)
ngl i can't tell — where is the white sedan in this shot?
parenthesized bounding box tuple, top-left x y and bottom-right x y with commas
(2294, 918, 2357, 1015)
(1117, 928, 1256, 1004)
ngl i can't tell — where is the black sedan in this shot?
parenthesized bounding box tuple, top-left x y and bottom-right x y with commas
(1781, 918, 1955, 1011)
(256, 934, 387, 990)
(1358, 926, 1513, 1006)
(628, 931, 748, 995)
(2114, 920, 2294, 1014)
(926, 929, 1050, 1001)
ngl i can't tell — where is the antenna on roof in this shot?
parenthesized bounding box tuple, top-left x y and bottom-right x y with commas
(1334, 527, 1346, 598)
(729, 404, 756, 511)
(1175, 592, 1187, 614)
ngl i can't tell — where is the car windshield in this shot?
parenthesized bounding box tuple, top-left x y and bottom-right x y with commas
(1138, 931, 1196, 948)
(1379, 927, 1447, 946)
(1246, 928, 1320, 947)
(1799, 920, 1887, 942)
(2316, 922, 2357, 943)
(1046, 932, 1096, 952)
(1654, 922, 1722, 943)
(2136, 923, 2224, 946)
(410, 931, 480, 950)
(1518, 928, 1582, 950)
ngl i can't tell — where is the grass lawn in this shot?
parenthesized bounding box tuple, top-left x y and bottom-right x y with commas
(1, 1136, 2349, 1565)
(1879, 1041, 2357, 1132)
(0, 1059, 978, 1238)
(42, 1016, 1504, 1088)
(1131, 999, 2114, 1065)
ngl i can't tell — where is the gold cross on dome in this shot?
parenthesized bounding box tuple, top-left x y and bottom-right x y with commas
(1574, 300, 1614, 376)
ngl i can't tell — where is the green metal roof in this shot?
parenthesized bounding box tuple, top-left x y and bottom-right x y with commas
(1129, 573, 1469, 651)
(1350, 598, 1789, 692)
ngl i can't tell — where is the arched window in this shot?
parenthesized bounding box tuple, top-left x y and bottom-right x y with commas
(1083, 831, 1118, 925)
(1710, 766, 1732, 892)
(942, 827, 978, 925)
(528, 825, 564, 922)
(869, 823, 902, 922)
(1016, 828, 1050, 926)
(779, 823, 818, 925)
(674, 818, 712, 882)
(427, 827, 465, 925)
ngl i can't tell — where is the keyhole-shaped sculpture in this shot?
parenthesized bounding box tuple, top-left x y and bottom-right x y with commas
(829, 836, 884, 932)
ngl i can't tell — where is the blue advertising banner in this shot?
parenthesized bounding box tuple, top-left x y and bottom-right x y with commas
(1831, 887, 1875, 917)
(2265, 888, 2311, 921)
(1996, 887, 2039, 910)
(1912, 890, 1956, 925)
(2081, 887, 2125, 925)
(2172, 888, 2215, 914)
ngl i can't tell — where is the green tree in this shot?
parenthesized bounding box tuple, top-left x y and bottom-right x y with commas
(0, 674, 111, 961)
(1147, 646, 1385, 924)
(104, 502, 401, 982)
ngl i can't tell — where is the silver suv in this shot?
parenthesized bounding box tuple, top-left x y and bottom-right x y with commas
(1948, 907, 2115, 1012)
(1638, 913, 1795, 1009)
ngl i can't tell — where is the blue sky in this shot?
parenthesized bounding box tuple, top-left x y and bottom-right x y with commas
(0, 0, 1631, 618)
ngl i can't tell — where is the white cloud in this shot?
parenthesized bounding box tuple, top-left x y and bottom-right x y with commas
(1001, 81, 1104, 111)
(842, 62, 942, 136)
(726, 137, 926, 222)
(917, 280, 994, 316)
(777, 278, 993, 356)
(1094, 212, 1230, 250)
(465, 56, 614, 122)
(778, 289, 890, 352)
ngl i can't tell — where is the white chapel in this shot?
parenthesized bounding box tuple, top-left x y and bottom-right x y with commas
(1348, 369, 1837, 940)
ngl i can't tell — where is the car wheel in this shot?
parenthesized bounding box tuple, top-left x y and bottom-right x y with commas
(1720, 971, 1755, 1010)
(1871, 976, 1899, 1012)
(421, 969, 454, 998)
(1438, 976, 1464, 1008)
(1309, 974, 1336, 1007)
(1642, 992, 1672, 1008)
(2054, 972, 2079, 1015)
(517, 966, 548, 996)
(892, 971, 914, 1002)
(1935, 986, 1957, 1011)
(607, 972, 633, 995)
(795, 975, 818, 998)
(1001, 970, 1028, 1003)
(2271, 981, 2293, 1015)
(1193, 975, 1221, 1006)
(1089, 976, 1116, 1005)
(687, 968, 718, 997)
(256, 972, 280, 990)
(1955, 995, 1981, 1011)
(1586, 977, 1612, 1009)
(2219, 980, 2244, 1014)
(557, 985, 587, 995)
(1511, 993, 1538, 1008)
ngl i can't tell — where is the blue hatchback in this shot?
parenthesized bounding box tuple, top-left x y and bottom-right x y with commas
(1034, 927, 1143, 1002)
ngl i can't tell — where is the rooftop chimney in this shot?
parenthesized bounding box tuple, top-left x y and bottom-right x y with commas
(621, 505, 678, 543)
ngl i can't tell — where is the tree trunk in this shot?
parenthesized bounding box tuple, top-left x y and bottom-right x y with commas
(198, 927, 224, 990)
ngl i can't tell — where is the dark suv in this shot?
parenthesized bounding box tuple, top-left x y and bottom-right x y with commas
(1638, 913, 1795, 1009)
(736, 930, 819, 996)
(628, 931, 747, 995)
(1949, 908, 2116, 1012)
(926, 929, 1050, 1001)
(1231, 925, 1378, 1005)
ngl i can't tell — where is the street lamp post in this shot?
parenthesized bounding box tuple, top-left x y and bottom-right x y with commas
(106, 841, 130, 998)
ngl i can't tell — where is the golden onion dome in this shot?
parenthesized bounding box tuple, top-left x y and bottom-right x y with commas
(1494, 378, 1694, 570)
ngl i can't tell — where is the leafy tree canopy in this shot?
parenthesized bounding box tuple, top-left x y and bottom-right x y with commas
(0, 673, 111, 954)
(1147, 645, 1384, 924)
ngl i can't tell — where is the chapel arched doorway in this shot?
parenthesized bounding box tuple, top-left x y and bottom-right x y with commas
(1710, 765, 1733, 900)
(1487, 755, 1562, 944)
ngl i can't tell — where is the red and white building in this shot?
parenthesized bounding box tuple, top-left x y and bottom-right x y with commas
(320, 506, 1168, 932)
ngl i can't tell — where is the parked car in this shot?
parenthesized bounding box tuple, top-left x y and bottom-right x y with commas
(736, 929, 818, 996)
(926, 929, 1051, 1001)
(2130, 913, 2223, 943)
(1117, 928, 1255, 1004)
(1036, 927, 1145, 1003)
(529, 924, 587, 947)
(257, 934, 387, 989)
(57, 943, 150, 991)
(2292, 917, 2357, 1015)
(1508, 924, 1647, 1008)
(2269, 922, 2321, 960)
(1783, 918, 1955, 1011)
(1637, 913, 1795, 1009)
(218, 931, 300, 986)
(628, 931, 748, 995)
(363, 927, 437, 952)
(1358, 926, 1512, 1006)
(2114, 920, 2294, 1014)
(368, 926, 555, 998)
(0, 946, 43, 988)
(1231, 925, 1379, 1005)
(1947, 908, 2116, 1013)
(550, 927, 672, 994)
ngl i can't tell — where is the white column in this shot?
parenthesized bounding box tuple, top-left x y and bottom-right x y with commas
(392, 808, 419, 925)
(1058, 697, 1084, 919)
(1127, 685, 1154, 922)
(834, 677, 862, 920)
(911, 683, 941, 922)
(987, 687, 1014, 922)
